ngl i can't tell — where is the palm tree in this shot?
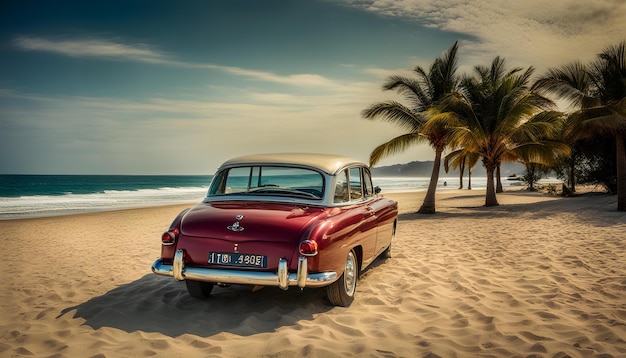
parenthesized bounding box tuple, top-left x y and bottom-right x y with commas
(362, 42, 460, 214)
(432, 57, 569, 206)
(443, 149, 479, 189)
(534, 41, 626, 210)
(532, 62, 596, 192)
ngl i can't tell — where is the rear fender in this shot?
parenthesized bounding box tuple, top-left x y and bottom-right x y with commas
(299, 216, 362, 275)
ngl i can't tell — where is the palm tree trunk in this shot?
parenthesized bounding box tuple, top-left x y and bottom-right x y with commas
(468, 167, 472, 190)
(485, 164, 499, 206)
(418, 147, 443, 214)
(569, 155, 577, 193)
(496, 164, 503, 193)
(616, 133, 626, 211)
(458, 160, 465, 189)
(527, 164, 536, 191)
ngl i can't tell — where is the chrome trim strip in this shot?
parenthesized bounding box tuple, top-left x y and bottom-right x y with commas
(151, 256, 337, 288)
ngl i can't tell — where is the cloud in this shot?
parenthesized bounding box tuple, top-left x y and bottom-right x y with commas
(13, 36, 168, 63)
(338, 0, 626, 71)
(191, 63, 341, 88)
(13, 36, 343, 89)
(361, 66, 411, 79)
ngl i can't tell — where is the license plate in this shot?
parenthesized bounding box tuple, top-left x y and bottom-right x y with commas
(208, 252, 267, 268)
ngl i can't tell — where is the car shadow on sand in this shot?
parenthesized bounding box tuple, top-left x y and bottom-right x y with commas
(59, 274, 332, 337)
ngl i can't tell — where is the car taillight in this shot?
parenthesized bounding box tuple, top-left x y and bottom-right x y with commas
(161, 227, 179, 246)
(299, 240, 318, 256)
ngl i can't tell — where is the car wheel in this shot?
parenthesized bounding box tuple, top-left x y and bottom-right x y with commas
(326, 249, 358, 307)
(185, 280, 214, 298)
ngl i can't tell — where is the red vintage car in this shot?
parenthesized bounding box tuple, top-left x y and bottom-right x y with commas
(151, 153, 398, 306)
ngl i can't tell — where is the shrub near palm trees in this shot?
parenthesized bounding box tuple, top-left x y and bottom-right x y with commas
(534, 41, 626, 211)
(362, 42, 461, 214)
(432, 57, 569, 206)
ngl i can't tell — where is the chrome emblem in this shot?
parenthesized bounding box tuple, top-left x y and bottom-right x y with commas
(227, 215, 245, 232)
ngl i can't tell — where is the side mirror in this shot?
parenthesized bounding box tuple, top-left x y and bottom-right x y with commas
(374, 186, 381, 194)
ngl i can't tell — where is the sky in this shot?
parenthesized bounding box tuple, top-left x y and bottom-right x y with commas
(1, 0, 625, 175)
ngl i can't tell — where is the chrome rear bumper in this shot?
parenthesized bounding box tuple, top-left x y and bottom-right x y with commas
(151, 249, 338, 290)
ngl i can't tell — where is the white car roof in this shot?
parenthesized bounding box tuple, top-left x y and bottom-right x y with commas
(220, 153, 367, 174)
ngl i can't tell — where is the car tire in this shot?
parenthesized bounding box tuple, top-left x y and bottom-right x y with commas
(185, 280, 214, 298)
(326, 249, 358, 307)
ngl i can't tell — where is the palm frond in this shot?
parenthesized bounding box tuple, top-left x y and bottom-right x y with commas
(382, 75, 430, 110)
(573, 106, 626, 136)
(443, 149, 463, 172)
(443, 148, 479, 173)
(369, 133, 425, 166)
(513, 141, 571, 166)
(511, 111, 564, 142)
(361, 101, 423, 131)
(532, 61, 595, 108)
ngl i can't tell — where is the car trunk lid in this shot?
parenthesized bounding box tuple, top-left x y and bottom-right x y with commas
(180, 201, 326, 243)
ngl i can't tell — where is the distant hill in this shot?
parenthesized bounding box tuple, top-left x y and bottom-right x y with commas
(372, 161, 525, 177)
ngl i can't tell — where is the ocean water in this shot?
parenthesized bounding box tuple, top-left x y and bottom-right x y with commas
(0, 174, 502, 220)
(0, 175, 212, 220)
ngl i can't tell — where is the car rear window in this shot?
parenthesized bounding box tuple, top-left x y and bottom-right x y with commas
(208, 166, 324, 200)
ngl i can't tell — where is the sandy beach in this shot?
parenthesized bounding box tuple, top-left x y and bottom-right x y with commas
(1, 189, 625, 357)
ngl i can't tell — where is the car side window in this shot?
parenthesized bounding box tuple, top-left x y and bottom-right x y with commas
(334, 170, 349, 203)
(349, 167, 363, 200)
